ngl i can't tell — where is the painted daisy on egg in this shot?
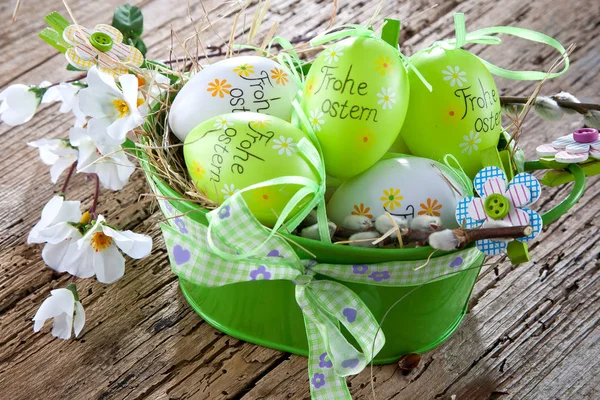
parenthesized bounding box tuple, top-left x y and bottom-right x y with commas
(355, 128, 375, 149)
(418, 198, 442, 217)
(250, 119, 271, 129)
(221, 184, 237, 199)
(323, 45, 343, 65)
(213, 117, 232, 130)
(309, 108, 325, 132)
(442, 66, 467, 87)
(376, 87, 396, 110)
(233, 63, 255, 77)
(459, 131, 482, 155)
(272, 136, 297, 156)
(374, 55, 395, 76)
(270, 68, 288, 86)
(304, 76, 316, 97)
(207, 78, 232, 98)
(380, 188, 403, 211)
(351, 203, 374, 219)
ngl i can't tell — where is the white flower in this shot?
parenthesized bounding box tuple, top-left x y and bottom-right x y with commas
(323, 45, 343, 65)
(0, 83, 48, 126)
(376, 87, 397, 110)
(33, 287, 85, 340)
(27, 139, 78, 183)
(272, 136, 297, 156)
(213, 117, 232, 130)
(459, 131, 482, 155)
(137, 69, 170, 103)
(78, 66, 147, 146)
(61, 215, 152, 284)
(70, 127, 136, 191)
(309, 108, 325, 132)
(27, 195, 83, 273)
(221, 183, 237, 199)
(42, 82, 87, 126)
(442, 66, 467, 87)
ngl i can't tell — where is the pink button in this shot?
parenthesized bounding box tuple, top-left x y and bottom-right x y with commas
(573, 128, 599, 143)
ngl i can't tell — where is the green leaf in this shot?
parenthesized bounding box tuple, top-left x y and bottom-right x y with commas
(66, 63, 85, 72)
(112, 4, 144, 39)
(122, 138, 142, 159)
(44, 12, 70, 36)
(38, 28, 68, 54)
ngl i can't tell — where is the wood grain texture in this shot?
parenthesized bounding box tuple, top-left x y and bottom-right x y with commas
(1, 0, 599, 399)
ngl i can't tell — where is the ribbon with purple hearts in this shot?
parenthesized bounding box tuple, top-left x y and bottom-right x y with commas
(158, 194, 482, 400)
(160, 195, 385, 400)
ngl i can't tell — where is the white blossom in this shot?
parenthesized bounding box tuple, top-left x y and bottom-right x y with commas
(27, 139, 78, 183)
(78, 66, 147, 147)
(0, 83, 49, 126)
(42, 82, 87, 126)
(28, 195, 83, 273)
(33, 287, 85, 340)
(70, 127, 135, 191)
(61, 215, 152, 284)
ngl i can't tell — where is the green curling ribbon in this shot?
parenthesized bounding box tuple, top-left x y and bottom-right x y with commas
(311, 22, 432, 91)
(433, 13, 570, 81)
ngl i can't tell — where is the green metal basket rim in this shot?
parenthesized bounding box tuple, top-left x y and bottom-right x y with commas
(143, 158, 585, 259)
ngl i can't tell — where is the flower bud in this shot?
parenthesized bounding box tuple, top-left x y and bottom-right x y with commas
(534, 96, 564, 121)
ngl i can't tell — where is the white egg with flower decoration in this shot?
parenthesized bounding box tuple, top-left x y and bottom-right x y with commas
(169, 56, 299, 141)
(327, 156, 469, 229)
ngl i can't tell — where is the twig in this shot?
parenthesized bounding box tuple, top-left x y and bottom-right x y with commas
(500, 96, 600, 114)
(88, 174, 100, 218)
(60, 162, 77, 194)
(454, 225, 532, 247)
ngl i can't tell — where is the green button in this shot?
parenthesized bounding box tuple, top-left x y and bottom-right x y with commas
(484, 193, 510, 219)
(89, 32, 113, 52)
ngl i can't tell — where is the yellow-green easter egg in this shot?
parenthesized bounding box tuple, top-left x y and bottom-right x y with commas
(391, 47, 502, 177)
(184, 112, 320, 227)
(302, 36, 410, 179)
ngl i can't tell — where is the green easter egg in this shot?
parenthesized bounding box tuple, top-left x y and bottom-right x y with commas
(184, 112, 320, 227)
(392, 46, 502, 177)
(302, 36, 410, 179)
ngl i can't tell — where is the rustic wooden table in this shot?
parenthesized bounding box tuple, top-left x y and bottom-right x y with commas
(1, 0, 599, 399)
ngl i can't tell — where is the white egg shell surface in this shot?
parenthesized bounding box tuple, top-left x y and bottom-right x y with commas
(327, 156, 467, 228)
(169, 56, 298, 141)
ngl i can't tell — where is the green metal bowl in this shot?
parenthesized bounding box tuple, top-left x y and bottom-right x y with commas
(144, 160, 585, 363)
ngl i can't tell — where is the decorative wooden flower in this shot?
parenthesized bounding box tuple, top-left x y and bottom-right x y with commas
(62, 24, 144, 76)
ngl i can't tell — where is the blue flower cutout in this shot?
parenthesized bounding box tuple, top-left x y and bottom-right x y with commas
(455, 166, 543, 256)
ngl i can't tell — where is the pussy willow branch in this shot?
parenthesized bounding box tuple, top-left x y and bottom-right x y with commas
(336, 225, 531, 247)
(500, 96, 600, 114)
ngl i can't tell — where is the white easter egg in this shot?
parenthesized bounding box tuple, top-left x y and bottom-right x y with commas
(169, 56, 298, 141)
(326, 156, 468, 228)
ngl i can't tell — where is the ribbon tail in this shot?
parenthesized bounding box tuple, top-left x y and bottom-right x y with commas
(398, 51, 432, 92)
(304, 315, 352, 400)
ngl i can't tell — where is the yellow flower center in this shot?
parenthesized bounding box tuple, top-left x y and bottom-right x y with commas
(112, 98, 144, 118)
(91, 232, 113, 252)
(112, 99, 129, 118)
(384, 96, 389, 101)
(281, 142, 288, 148)
(452, 73, 459, 79)
(79, 212, 92, 225)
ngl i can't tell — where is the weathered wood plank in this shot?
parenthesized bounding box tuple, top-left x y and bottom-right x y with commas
(0, 0, 599, 399)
